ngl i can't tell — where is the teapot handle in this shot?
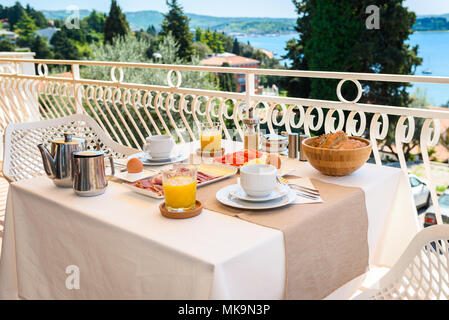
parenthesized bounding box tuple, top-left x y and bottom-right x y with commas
(107, 156, 115, 180)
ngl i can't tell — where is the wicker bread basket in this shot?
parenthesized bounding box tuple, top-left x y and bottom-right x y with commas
(302, 136, 372, 176)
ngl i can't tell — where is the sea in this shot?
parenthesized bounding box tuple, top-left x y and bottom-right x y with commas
(238, 32, 449, 106)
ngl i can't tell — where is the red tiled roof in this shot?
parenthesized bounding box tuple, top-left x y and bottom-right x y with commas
(201, 55, 260, 67)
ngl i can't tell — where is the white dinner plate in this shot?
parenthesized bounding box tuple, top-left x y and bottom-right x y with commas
(216, 185, 297, 210)
(114, 170, 157, 183)
(229, 183, 290, 202)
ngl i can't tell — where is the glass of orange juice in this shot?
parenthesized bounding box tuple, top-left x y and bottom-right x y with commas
(162, 164, 198, 213)
(200, 122, 222, 153)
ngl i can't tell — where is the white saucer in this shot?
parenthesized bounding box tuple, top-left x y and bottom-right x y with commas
(115, 170, 157, 183)
(140, 151, 189, 166)
(216, 185, 297, 210)
(144, 150, 180, 162)
(229, 183, 290, 202)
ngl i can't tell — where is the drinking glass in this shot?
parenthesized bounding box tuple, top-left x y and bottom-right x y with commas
(200, 122, 222, 152)
(162, 164, 198, 212)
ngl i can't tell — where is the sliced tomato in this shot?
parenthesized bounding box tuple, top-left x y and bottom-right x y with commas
(214, 149, 263, 167)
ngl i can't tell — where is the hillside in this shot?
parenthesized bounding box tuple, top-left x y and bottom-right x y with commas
(42, 9, 296, 36)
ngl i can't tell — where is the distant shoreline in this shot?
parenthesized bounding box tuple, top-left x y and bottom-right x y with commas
(235, 32, 298, 38)
(414, 30, 449, 33)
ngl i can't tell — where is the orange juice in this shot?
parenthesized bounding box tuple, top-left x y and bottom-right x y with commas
(201, 132, 221, 152)
(163, 176, 197, 211)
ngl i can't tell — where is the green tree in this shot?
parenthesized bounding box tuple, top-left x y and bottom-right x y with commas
(211, 32, 224, 53)
(104, 0, 130, 44)
(6, 2, 26, 29)
(50, 28, 82, 60)
(85, 10, 106, 34)
(218, 62, 237, 92)
(232, 38, 241, 55)
(195, 28, 203, 42)
(240, 42, 255, 58)
(193, 41, 212, 59)
(82, 34, 215, 145)
(219, 32, 233, 52)
(147, 25, 157, 37)
(159, 0, 194, 61)
(283, 0, 423, 158)
(15, 12, 37, 47)
(283, 0, 421, 104)
(84, 34, 214, 89)
(30, 36, 53, 59)
(25, 4, 48, 28)
(0, 39, 15, 51)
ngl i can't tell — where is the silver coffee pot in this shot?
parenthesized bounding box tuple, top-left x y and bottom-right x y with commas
(72, 150, 115, 197)
(38, 133, 86, 188)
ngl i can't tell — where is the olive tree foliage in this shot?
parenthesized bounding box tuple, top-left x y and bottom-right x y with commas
(81, 34, 214, 90)
(79, 34, 216, 147)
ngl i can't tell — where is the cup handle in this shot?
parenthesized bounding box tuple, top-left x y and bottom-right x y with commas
(107, 156, 115, 181)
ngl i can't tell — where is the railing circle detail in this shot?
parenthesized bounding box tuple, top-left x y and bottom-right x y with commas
(336, 79, 363, 104)
(37, 63, 49, 77)
(167, 70, 182, 88)
(110, 67, 124, 83)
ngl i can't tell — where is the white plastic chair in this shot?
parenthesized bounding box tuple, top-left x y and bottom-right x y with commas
(2, 114, 140, 182)
(355, 225, 449, 300)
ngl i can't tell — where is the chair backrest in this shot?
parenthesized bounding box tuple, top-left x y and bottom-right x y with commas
(356, 225, 449, 300)
(2, 114, 139, 182)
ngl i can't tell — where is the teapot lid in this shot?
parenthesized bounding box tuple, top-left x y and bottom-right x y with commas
(53, 133, 85, 145)
(73, 150, 104, 158)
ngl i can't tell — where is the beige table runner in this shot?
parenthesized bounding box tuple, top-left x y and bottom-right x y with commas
(197, 176, 369, 300)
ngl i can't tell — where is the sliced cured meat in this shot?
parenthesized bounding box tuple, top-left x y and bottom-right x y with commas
(129, 170, 219, 196)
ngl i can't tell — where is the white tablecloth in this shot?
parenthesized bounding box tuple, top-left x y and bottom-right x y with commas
(0, 161, 419, 300)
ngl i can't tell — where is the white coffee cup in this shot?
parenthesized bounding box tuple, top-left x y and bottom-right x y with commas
(143, 135, 175, 158)
(240, 164, 277, 197)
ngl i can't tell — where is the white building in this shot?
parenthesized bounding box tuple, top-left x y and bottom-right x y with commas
(0, 30, 18, 42)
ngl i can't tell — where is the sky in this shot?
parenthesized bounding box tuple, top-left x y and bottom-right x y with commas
(2, 0, 449, 18)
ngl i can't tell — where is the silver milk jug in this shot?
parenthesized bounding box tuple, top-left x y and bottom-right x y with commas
(72, 150, 115, 197)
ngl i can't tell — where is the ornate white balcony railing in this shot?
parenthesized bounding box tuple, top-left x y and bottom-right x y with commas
(0, 57, 449, 226)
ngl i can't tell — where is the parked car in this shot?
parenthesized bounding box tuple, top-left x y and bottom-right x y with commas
(409, 174, 431, 209)
(424, 190, 449, 227)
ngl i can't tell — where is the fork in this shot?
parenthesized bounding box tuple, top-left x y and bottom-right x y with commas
(277, 176, 321, 197)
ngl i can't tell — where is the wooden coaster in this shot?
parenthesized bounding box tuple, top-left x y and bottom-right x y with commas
(159, 201, 203, 219)
(196, 148, 225, 158)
